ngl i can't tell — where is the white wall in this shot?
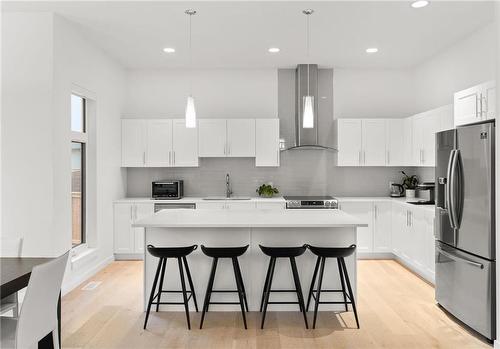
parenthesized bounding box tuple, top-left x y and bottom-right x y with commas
(413, 22, 496, 112)
(2, 12, 126, 292)
(124, 69, 278, 118)
(334, 68, 415, 119)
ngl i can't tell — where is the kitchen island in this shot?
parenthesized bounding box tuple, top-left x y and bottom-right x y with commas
(134, 209, 367, 312)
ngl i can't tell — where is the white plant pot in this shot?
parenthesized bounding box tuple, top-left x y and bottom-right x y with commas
(406, 189, 416, 198)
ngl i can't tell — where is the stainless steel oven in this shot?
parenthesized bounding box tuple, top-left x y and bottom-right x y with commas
(152, 180, 183, 200)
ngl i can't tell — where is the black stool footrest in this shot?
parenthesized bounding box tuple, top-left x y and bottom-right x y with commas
(268, 301, 300, 305)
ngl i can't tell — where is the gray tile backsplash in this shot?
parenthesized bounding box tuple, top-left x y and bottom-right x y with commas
(126, 151, 414, 198)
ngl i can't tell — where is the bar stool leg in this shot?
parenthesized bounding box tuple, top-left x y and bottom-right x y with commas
(234, 258, 249, 312)
(290, 257, 309, 329)
(306, 256, 321, 312)
(177, 257, 191, 330)
(200, 257, 218, 329)
(313, 257, 326, 329)
(232, 258, 248, 329)
(144, 258, 163, 329)
(337, 258, 348, 312)
(340, 258, 359, 329)
(156, 258, 167, 312)
(259, 258, 273, 312)
(182, 256, 199, 312)
(260, 257, 276, 329)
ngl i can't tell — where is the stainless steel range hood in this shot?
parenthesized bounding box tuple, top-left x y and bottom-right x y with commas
(278, 64, 337, 151)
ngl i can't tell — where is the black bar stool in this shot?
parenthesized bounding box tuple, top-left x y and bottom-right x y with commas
(144, 244, 199, 330)
(199, 245, 249, 329)
(259, 244, 309, 329)
(306, 244, 359, 329)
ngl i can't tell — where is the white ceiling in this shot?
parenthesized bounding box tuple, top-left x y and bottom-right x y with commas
(2, 1, 495, 69)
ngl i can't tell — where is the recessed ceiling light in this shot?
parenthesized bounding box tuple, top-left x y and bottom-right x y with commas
(366, 48, 378, 53)
(411, 0, 429, 9)
(268, 47, 280, 53)
(163, 47, 176, 53)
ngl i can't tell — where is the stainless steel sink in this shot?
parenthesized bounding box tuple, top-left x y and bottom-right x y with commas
(203, 196, 252, 201)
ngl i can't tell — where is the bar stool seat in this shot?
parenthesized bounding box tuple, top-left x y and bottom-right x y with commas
(259, 244, 309, 329)
(199, 245, 249, 329)
(144, 244, 198, 330)
(306, 244, 359, 329)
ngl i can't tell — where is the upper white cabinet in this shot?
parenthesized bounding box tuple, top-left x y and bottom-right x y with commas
(412, 111, 440, 167)
(122, 119, 198, 167)
(386, 118, 412, 166)
(122, 119, 147, 167)
(337, 119, 362, 166)
(454, 81, 496, 126)
(255, 119, 280, 167)
(198, 119, 256, 158)
(198, 119, 227, 157)
(362, 119, 386, 166)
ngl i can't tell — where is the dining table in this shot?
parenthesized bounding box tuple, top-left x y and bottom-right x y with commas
(0, 257, 61, 349)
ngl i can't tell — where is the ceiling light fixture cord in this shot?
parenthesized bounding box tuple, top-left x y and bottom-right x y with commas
(306, 10, 310, 96)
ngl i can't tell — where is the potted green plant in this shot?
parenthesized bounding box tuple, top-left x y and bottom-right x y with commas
(256, 183, 279, 198)
(401, 171, 418, 198)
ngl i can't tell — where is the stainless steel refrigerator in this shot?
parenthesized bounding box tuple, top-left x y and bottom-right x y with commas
(435, 120, 495, 340)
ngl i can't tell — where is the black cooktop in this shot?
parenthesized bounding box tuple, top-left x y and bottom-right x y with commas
(284, 196, 334, 201)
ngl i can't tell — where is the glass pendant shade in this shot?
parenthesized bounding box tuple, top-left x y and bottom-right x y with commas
(185, 95, 196, 128)
(302, 95, 314, 128)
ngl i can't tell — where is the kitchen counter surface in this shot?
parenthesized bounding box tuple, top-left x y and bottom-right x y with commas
(134, 208, 368, 228)
(337, 197, 435, 213)
(115, 196, 286, 204)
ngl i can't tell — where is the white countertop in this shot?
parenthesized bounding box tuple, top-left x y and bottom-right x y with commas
(115, 196, 285, 204)
(337, 197, 435, 213)
(133, 208, 368, 228)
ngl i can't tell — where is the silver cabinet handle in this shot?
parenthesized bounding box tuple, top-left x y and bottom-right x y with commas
(406, 211, 409, 226)
(363, 151, 366, 165)
(374, 205, 377, 220)
(143, 151, 146, 165)
(409, 211, 412, 226)
(130, 205, 133, 220)
(169, 151, 171, 166)
(482, 94, 488, 117)
(439, 249, 484, 269)
(276, 149, 279, 164)
(421, 149, 424, 164)
(173, 151, 175, 165)
(476, 96, 481, 118)
(387, 151, 390, 165)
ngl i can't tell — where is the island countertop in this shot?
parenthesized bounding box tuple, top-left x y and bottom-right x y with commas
(133, 208, 368, 228)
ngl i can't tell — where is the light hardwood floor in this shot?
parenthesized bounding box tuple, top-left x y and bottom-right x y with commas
(61, 260, 491, 349)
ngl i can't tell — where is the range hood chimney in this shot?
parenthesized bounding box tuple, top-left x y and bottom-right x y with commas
(279, 64, 337, 151)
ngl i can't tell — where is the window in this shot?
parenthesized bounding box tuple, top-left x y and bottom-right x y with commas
(71, 94, 87, 247)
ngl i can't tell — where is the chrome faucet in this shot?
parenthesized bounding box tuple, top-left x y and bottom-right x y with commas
(226, 173, 232, 198)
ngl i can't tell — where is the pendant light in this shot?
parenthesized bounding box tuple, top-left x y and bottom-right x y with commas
(302, 9, 314, 129)
(185, 9, 197, 128)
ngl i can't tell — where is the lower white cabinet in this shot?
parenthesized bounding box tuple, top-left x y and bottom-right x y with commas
(373, 201, 392, 253)
(114, 202, 154, 259)
(339, 201, 373, 253)
(196, 201, 256, 210)
(255, 201, 286, 209)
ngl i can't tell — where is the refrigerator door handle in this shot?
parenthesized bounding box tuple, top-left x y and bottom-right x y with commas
(447, 149, 457, 230)
(438, 249, 484, 269)
(454, 150, 464, 229)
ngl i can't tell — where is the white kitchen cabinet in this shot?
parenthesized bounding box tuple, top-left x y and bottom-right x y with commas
(386, 119, 406, 166)
(172, 119, 198, 167)
(362, 119, 386, 166)
(198, 119, 227, 157)
(196, 200, 255, 210)
(436, 104, 454, 132)
(227, 119, 256, 157)
(225, 201, 255, 210)
(255, 201, 285, 209)
(255, 119, 280, 167)
(373, 201, 392, 253)
(146, 120, 172, 167)
(196, 201, 227, 210)
(122, 119, 147, 167)
(412, 112, 439, 167)
(114, 202, 154, 259)
(454, 81, 496, 126)
(337, 119, 362, 166)
(339, 201, 373, 253)
(391, 203, 406, 257)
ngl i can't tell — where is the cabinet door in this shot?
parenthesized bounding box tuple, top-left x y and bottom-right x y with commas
(454, 86, 481, 126)
(403, 118, 413, 166)
(421, 113, 440, 167)
(114, 204, 134, 254)
(437, 104, 454, 132)
(337, 119, 362, 166)
(256, 119, 280, 167)
(122, 120, 146, 167)
(339, 201, 373, 253)
(172, 119, 198, 167)
(362, 119, 386, 166)
(385, 119, 405, 166)
(133, 203, 154, 254)
(424, 211, 436, 276)
(409, 209, 426, 270)
(255, 201, 285, 209)
(198, 119, 227, 157)
(146, 120, 173, 167)
(373, 202, 392, 253)
(411, 114, 425, 166)
(391, 204, 406, 257)
(482, 81, 496, 120)
(227, 119, 256, 157)
(225, 201, 256, 210)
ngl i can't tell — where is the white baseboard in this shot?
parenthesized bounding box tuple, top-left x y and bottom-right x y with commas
(114, 253, 144, 260)
(357, 252, 394, 260)
(61, 255, 114, 296)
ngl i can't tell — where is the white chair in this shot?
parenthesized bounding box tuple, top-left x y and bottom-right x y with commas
(0, 237, 24, 317)
(0, 251, 69, 349)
